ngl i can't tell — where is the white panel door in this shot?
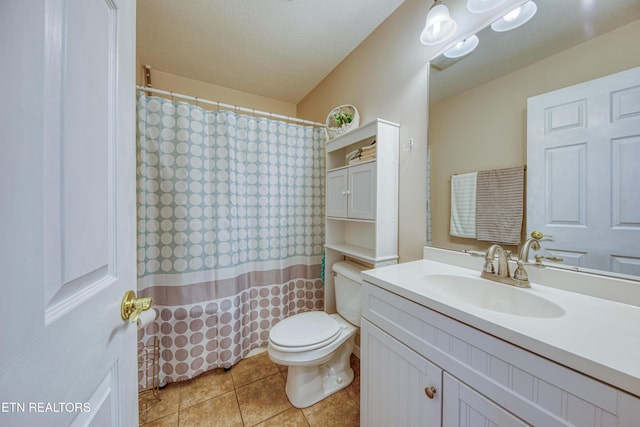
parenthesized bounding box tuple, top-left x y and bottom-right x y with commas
(527, 67, 640, 276)
(0, 1, 137, 426)
(326, 169, 349, 218)
(360, 319, 442, 427)
(348, 162, 376, 220)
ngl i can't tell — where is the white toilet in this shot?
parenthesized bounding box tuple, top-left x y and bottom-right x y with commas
(267, 261, 364, 408)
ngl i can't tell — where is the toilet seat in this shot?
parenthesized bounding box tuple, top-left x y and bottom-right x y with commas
(269, 311, 342, 353)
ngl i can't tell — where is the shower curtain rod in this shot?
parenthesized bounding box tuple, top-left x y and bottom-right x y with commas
(136, 85, 326, 128)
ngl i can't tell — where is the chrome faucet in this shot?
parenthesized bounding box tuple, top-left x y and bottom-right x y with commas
(512, 237, 541, 284)
(479, 232, 554, 288)
(481, 243, 533, 288)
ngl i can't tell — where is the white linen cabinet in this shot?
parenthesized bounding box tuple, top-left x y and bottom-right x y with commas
(323, 119, 399, 313)
(326, 162, 376, 220)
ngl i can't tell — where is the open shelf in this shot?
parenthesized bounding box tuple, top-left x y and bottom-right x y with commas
(324, 243, 398, 265)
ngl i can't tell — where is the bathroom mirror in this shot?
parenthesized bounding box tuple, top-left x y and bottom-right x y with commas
(428, 0, 640, 280)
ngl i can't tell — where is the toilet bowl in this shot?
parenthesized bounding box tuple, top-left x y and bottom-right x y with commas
(267, 261, 364, 408)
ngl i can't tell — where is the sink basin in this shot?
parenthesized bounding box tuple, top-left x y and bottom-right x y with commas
(422, 274, 565, 318)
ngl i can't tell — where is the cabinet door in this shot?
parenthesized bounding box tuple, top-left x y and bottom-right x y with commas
(361, 319, 442, 427)
(348, 162, 376, 219)
(326, 169, 348, 217)
(443, 373, 530, 427)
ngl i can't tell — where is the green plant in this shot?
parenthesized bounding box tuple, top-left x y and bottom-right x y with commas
(333, 110, 354, 127)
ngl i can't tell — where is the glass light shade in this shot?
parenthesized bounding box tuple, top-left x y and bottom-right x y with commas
(444, 35, 479, 58)
(420, 3, 457, 45)
(491, 1, 537, 32)
(467, 0, 507, 14)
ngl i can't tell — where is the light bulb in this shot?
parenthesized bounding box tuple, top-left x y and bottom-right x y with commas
(443, 34, 479, 58)
(503, 7, 521, 22)
(491, 1, 537, 32)
(431, 21, 442, 36)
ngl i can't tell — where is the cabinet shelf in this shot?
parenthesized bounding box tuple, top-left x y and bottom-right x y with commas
(326, 216, 375, 223)
(326, 118, 397, 152)
(324, 243, 398, 264)
(327, 159, 376, 174)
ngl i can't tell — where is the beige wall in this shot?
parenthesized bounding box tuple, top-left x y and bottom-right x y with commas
(136, 66, 297, 117)
(298, 0, 431, 263)
(430, 19, 640, 252)
(297, 0, 525, 262)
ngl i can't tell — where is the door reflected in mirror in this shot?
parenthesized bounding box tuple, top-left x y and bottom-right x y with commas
(428, 0, 640, 280)
(527, 67, 640, 277)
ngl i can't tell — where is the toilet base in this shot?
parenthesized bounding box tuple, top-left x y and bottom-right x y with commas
(284, 335, 355, 408)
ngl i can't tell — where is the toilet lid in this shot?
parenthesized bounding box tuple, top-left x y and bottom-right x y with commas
(269, 311, 341, 350)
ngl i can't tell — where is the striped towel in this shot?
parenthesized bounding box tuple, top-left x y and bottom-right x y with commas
(450, 172, 478, 239)
(476, 166, 525, 245)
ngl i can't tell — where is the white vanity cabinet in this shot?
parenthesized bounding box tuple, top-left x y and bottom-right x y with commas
(323, 119, 398, 313)
(361, 319, 525, 427)
(361, 281, 640, 427)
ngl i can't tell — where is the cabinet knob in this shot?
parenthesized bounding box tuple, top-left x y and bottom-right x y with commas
(424, 386, 437, 399)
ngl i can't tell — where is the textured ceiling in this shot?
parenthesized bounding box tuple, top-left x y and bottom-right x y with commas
(137, 0, 406, 103)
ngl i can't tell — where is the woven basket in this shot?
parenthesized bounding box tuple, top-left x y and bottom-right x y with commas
(326, 105, 360, 140)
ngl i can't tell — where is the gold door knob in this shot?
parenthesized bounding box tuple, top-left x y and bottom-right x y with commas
(424, 386, 437, 399)
(121, 290, 153, 323)
(530, 230, 544, 240)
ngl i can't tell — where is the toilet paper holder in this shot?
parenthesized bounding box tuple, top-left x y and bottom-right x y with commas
(121, 290, 153, 323)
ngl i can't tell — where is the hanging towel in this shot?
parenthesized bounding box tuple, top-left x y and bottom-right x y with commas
(476, 166, 525, 245)
(450, 172, 478, 239)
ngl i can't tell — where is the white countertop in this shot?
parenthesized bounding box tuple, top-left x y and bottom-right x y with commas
(362, 259, 640, 398)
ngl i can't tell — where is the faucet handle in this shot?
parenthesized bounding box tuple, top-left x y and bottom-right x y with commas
(513, 260, 529, 281)
(482, 260, 495, 274)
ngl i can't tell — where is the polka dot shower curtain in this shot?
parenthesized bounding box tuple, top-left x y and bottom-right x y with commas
(135, 92, 325, 386)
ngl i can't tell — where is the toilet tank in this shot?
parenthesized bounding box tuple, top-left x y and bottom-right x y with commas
(332, 261, 365, 326)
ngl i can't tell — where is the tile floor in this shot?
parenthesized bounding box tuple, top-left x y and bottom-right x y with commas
(139, 349, 360, 426)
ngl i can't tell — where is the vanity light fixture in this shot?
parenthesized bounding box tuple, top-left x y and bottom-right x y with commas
(491, 1, 537, 32)
(420, 0, 457, 46)
(444, 35, 479, 58)
(466, 0, 507, 14)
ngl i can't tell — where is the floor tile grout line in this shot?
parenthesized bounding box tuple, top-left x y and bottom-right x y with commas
(233, 387, 246, 426)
